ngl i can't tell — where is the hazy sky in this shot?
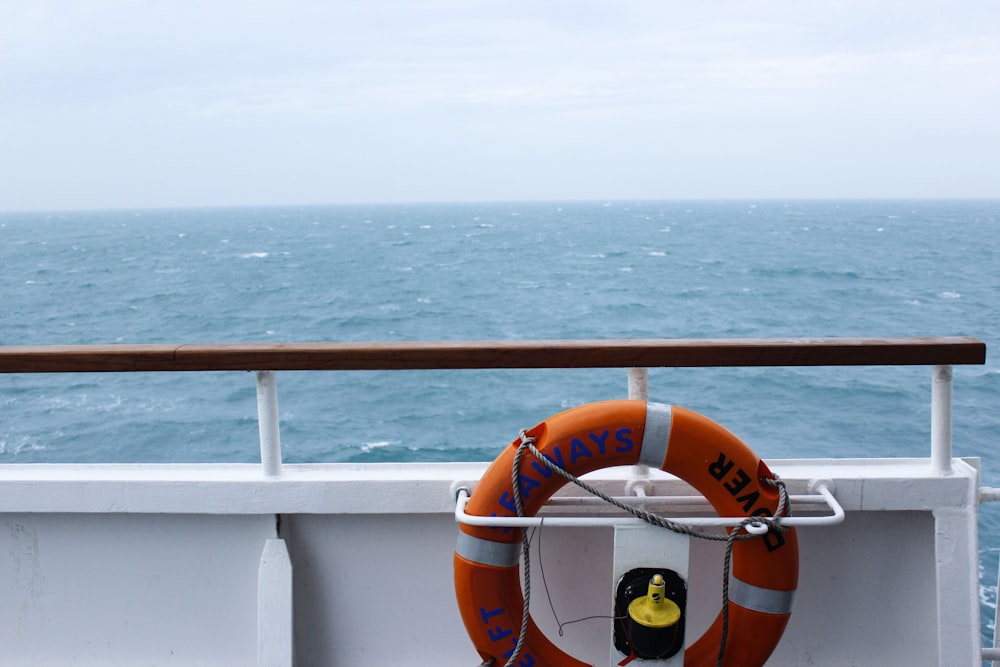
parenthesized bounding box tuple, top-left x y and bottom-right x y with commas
(2, 1, 998, 210)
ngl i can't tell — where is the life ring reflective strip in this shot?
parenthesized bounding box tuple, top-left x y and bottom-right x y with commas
(454, 399, 798, 667)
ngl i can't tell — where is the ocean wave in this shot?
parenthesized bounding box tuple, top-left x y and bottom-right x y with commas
(748, 266, 862, 280)
(0, 433, 49, 457)
(360, 440, 401, 453)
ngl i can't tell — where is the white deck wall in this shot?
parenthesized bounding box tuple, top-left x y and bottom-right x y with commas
(0, 459, 980, 666)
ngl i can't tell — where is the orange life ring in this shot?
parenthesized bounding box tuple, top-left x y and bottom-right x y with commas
(454, 400, 798, 667)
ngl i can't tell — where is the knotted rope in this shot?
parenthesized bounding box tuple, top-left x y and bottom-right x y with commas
(483, 430, 789, 667)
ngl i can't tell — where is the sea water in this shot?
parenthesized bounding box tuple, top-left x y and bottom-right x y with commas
(2, 199, 999, 638)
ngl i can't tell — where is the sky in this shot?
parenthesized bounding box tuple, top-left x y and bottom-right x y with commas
(1, 0, 999, 211)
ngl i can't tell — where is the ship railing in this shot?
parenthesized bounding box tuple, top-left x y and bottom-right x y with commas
(0, 336, 984, 530)
(0, 335, 986, 477)
(0, 335, 994, 663)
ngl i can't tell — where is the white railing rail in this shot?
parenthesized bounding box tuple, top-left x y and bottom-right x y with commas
(453, 483, 845, 529)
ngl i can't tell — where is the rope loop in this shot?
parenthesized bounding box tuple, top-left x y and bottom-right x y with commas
(508, 428, 791, 667)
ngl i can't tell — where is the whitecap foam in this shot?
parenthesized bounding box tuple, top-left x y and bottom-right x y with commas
(95, 395, 123, 412)
(360, 440, 399, 453)
(0, 435, 48, 456)
(241, 252, 269, 259)
(14, 439, 43, 456)
(940, 291, 961, 299)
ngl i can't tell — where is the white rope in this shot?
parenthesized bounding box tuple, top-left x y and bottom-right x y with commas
(495, 430, 790, 667)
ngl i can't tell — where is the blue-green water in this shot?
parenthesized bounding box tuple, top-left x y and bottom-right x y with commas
(2, 199, 999, 640)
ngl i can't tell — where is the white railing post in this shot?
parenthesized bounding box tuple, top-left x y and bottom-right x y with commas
(627, 368, 651, 493)
(256, 370, 283, 478)
(627, 367, 649, 401)
(931, 364, 953, 475)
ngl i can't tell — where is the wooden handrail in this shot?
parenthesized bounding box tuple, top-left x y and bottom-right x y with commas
(0, 337, 985, 373)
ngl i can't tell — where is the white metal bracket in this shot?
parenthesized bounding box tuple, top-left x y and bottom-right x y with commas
(453, 482, 844, 529)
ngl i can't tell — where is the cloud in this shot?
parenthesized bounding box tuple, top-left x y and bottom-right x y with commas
(1, 0, 998, 208)
(5, 1, 998, 116)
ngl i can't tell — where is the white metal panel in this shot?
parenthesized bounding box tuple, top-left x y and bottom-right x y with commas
(285, 513, 483, 667)
(753, 512, 939, 666)
(0, 513, 275, 667)
(525, 523, 616, 665)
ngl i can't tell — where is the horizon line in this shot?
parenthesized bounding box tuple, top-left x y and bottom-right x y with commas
(4, 196, 1000, 216)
